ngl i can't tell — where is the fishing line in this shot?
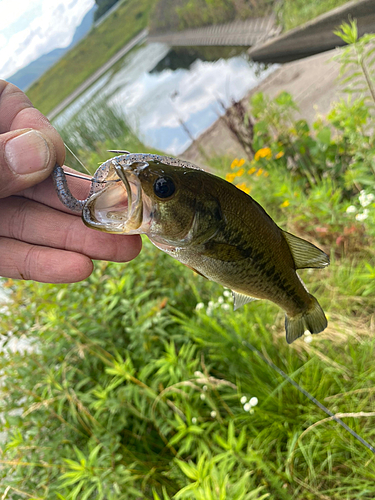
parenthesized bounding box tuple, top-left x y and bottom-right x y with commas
(62, 170, 122, 184)
(61, 145, 124, 183)
(64, 142, 91, 174)
(62, 171, 95, 182)
(241, 340, 375, 454)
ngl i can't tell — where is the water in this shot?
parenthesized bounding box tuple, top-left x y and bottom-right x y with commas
(54, 42, 275, 155)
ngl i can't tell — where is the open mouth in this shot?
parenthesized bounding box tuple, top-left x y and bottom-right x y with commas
(82, 163, 147, 234)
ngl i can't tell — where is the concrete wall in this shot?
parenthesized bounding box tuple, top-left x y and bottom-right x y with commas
(249, 0, 375, 63)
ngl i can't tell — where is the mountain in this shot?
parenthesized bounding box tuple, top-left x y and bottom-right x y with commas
(8, 5, 97, 91)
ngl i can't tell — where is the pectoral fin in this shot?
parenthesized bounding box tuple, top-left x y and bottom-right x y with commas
(232, 291, 259, 310)
(283, 231, 330, 269)
(185, 264, 208, 279)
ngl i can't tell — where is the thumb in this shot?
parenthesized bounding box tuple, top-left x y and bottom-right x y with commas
(0, 127, 58, 199)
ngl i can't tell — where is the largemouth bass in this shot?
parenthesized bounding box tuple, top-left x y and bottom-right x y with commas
(53, 154, 329, 344)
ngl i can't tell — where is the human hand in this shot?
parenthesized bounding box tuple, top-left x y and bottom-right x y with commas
(0, 80, 142, 283)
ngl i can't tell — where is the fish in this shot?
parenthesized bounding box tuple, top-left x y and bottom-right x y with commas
(53, 153, 330, 344)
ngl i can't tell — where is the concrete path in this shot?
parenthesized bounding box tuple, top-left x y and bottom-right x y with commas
(47, 29, 148, 121)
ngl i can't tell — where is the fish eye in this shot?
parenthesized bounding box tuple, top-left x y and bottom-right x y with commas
(153, 176, 176, 199)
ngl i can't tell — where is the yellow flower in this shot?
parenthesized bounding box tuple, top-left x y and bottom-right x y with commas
(254, 147, 272, 161)
(225, 173, 236, 183)
(275, 151, 284, 159)
(263, 171, 269, 177)
(237, 158, 246, 167)
(256, 168, 263, 177)
(236, 182, 251, 194)
(230, 158, 239, 170)
(280, 200, 290, 208)
(236, 168, 245, 177)
(248, 167, 256, 175)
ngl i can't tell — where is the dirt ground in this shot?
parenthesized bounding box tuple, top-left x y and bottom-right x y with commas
(181, 48, 345, 167)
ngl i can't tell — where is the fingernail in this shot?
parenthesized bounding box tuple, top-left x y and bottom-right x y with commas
(5, 130, 50, 175)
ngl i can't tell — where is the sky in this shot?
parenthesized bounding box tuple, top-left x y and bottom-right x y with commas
(0, 0, 95, 79)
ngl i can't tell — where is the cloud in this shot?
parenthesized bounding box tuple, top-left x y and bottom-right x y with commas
(104, 49, 272, 154)
(121, 56, 259, 132)
(0, 0, 95, 79)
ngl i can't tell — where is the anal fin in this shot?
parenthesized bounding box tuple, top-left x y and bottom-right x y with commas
(232, 291, 259, 310)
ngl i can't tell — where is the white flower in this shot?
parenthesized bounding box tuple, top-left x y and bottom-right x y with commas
(194, 371, 203, 377)
(223, 290, 231, 298)
(346, 205, 357, 214)
(203, 385, 208, 392)
(192, 417, 197, 424)
(195, 302, 204, 311)
(304, 335, 313, 343)
(240, 395, 247, 404)
(249, 397, 258, 407)
(218, 296, 224, 304)
(210, 411, 217, 418)
(200, 393, 206, 400)
(356, 209, 369, 221)
(359, 191, 374, 208)
(221, 303, 230, 311)
(243, 403, 251, 411)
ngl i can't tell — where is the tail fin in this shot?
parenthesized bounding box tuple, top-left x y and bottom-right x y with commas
(285, 294, 327, 344)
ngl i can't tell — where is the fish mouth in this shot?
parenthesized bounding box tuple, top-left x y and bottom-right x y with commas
(82, 160, 151, 234)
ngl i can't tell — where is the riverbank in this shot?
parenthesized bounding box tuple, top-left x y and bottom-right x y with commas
(181, 48, 343, 166)
(26, 0, 363, 119)
(26, 0, 155, 116)
(47, 30, 148, 121)
(249, 0, 375, 63)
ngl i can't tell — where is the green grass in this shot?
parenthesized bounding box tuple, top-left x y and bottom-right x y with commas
(279, 0, 352, 31)
(26, 0, 157, 116)
(54, 100, 154, 172)
(1, 237, 375, 498)
(1, 17, 375, 500)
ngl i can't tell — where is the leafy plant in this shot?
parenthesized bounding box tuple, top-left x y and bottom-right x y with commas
(3, 17, 375, 500)
(334, 19, 375, 110)
(2, 240, 375, 499)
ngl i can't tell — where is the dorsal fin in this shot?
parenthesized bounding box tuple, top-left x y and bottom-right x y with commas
(232, 291, 259, 310)
(283, 231, 330, 269)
